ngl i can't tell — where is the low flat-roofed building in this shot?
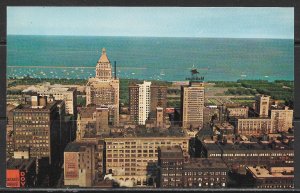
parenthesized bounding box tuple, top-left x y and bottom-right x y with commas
(246, 166, 294, 189)
(22, 83, 77, 115)
(197, 137, 294, 174)
(218, 141, 293, 173)
(236, 118, 272, 136)
(182, 158, 228, 188)
(227, 106, 249, 118)
(213, 122, 234, 135)
(199, 142, 222, 158)
(158, 146, 228, 189)
(104, 126, 190, 187)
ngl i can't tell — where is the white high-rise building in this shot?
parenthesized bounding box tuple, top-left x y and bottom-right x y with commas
(138, 81, 151, 125)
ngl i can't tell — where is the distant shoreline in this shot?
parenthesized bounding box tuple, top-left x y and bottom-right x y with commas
(7, 77, 294, 83)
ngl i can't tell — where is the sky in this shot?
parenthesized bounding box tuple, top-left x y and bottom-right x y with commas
(7, 7, 294, 39)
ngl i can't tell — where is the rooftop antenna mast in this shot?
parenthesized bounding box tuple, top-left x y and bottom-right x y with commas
(114, 61, 117, 79)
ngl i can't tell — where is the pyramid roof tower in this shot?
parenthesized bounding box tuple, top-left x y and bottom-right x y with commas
(98, 48, 110, 63)
(95, 48, 112, 80)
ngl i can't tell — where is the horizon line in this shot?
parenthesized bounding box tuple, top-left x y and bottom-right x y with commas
(7, 34, 294, 40)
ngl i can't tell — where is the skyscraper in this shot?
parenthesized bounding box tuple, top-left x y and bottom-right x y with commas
(181, 80, 205, 129)
(129, 81, 151, 125)
(86, 48, 119, 126)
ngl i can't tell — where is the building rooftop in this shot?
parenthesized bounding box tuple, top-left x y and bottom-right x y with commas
(203, 142, 222, 151)
(159, 146, 184, 159)
(64, 142, 94, 152)
(247, 166, 294, 178)
(214, 122, 234, 130)
(217, 140, 293, 152)
(7, 158, 35, 171)
(13, 100, 59, 112)
(79, 106, 96, 118)
(227, 106, 249, 109)
(23, 83, 76, 93)
(184, 158, 227, 169)
(237, 117, 271, 121)
(108, 126, 187, 138)
(98, 48, 110, 63)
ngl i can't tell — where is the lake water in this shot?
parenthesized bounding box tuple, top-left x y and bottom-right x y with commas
(7, 35, 294, 81)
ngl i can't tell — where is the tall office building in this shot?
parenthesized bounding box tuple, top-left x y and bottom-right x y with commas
(86, 48, 119, 126)
(181, 81, 205, 129)
(255, 95, 270, 117)
(12, 96, 66, 164)
(129, 81, 167, 125)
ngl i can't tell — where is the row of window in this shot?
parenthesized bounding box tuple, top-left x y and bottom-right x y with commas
(107, 141, 187, 145)
(222, 153, 293, 157)
(107, 153, 158, 158)
(108, 149, 158, 153)
(184, 171, 227, 176)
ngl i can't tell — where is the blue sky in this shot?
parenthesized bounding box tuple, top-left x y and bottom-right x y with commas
(7, 7, 294, 39)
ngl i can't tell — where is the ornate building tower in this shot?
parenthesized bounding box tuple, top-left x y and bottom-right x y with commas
(86, 48, 119, 126)
(95, 48, 112, 80)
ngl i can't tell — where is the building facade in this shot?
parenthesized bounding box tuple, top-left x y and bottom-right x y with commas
(138, 81, 151, 125)
(271, 106, 293, 132)
(236, 118, 272, 136)
(104, 128, 190, 187)
(76, 106, 110, 141)
(181, 81, 205, 129)
(64, 142, 96, 187)
(23, 83, 77, 115)
(255, 95, 270, 118)
(150, 85, 167, 118)
(86, 48, 119, 126)
(226, 107, 249, 118)
(198, 140, 294, 173)
(158, 146, 185, 188)
(12, 96, 66, 164)
(158, 146, 228, 188)
(246, 166, 294, 189)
